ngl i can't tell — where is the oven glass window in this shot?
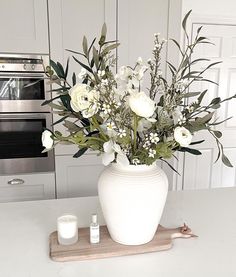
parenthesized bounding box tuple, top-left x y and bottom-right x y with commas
(0, 118, 47, 159)
(0, 78, 44, 100)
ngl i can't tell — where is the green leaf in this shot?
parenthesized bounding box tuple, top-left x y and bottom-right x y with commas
(210, 97, 221, 105)
(72, 72, 76, 86)
(166, 61, 177, 73)
(65, 58, 69, 79)
(88, 37, 96, 54)
(99, 23, 107, 45)
(82, 36, 88, 55)
(182, 91, 201, 98)
(60, 94, 72, 111)
(57, 62, 65, 78)
(65, 49, 86, 58)
(190, 140, 205, 145)
(73, 147, 88, 158)
(178, 147, 202, 155)
(101, 43, 120, 55)
(222, 153, 233, 167)
(52, 115, 69, 126)
(197, 89, 208, 104)
(73, 56, 93, 73)
(211, 103, 221, 109)
(63, 120, 81, 132)
(210, 117, 233, 126)
(170, 38, 184, 56)
(42, 95, 61, 106)
(50, 60, 64, 78)
(189, 58, 210, 66)
(197, 112, 214, 124)
(212, 130, 222, 138)
(47, 102, 66, 110)
(182, 10, 192, 32)
(93, 46, 99, 69)
(160, 158, 180, 175)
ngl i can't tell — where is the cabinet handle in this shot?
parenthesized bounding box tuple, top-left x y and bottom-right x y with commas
(7, 178, 25, 185)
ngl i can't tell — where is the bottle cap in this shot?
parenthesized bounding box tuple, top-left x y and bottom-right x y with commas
(92, 214, 97, 224)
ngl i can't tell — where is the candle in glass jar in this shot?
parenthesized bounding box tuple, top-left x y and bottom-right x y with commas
(57, 214, 78, 245)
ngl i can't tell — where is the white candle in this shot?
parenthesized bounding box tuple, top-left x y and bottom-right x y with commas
(57, 214, 78, 245)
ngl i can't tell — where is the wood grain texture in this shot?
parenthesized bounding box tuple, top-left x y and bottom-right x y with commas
(49, 224, 196, 262)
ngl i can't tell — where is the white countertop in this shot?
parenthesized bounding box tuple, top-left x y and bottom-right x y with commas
(0, 187, 236, 277)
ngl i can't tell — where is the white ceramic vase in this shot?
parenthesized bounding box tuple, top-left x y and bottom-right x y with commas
(98, 163, 168, 245)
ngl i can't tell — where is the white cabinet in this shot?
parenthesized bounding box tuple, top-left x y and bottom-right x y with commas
(55, 153, 104, 198)
(0, 0, 49, 54)
(0, 173, 55, 203)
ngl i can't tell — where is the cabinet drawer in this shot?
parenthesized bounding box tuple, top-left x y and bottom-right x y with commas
(0, 173, 55, 203)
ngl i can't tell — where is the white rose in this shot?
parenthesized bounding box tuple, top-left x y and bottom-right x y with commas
(41, 130, 53, 149)
(69, 84, 99, 117)
(174, 126, 192, 147)
(129, 91, 156, 118)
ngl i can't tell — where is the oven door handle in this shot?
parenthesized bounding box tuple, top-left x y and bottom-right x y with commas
(7, 178, 25, 185)
(0, 72, 45, 78)
(0, 113, 50, 120)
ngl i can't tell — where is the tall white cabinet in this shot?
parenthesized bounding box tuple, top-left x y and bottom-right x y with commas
(0, 0, 49, 53)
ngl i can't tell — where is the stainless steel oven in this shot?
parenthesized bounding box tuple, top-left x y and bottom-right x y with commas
(0, 54, 50, 113)
(0, 113, 54, 175)
(0, 54, 54, 175)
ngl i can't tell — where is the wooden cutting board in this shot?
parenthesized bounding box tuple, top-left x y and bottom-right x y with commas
(49, 224, 196, 262)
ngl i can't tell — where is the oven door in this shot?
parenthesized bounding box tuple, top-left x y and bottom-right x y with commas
(0, 72, 50, 113)
(0, 113, 54, 174)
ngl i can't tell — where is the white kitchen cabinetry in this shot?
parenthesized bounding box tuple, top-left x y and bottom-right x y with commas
(0, 0, 49, 54)
(55, 154, 104, 198)
(0, 173, 55, 203)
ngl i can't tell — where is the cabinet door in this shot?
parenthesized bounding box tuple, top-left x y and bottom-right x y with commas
(0, 173, 55, 202)
(0, 0, 49, 54)
(117, 0, 168, 70)
(55, 154, 104, 198)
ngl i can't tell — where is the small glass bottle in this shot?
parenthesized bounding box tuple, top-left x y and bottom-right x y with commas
(90, 214, 100, 244)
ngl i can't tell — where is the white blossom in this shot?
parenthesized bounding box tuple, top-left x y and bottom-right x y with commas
(69, 84, 99, 118)
(118, 129, 126, 138)
(132, 158, 140, 165)
(106, 122, 115, 131)
(78, 68, 87, 79)
(101, 79, 108, 86)
(129, 91, 156, 118)
(148, 149, 156, 158)
(42, 130, 53, 150)
(98, 70, 105, 77)
(174, 126, 192, 147)
(137, 57, 143, 64)
(102, 140, 129, 166)
(102, 103, 111, 114)
(149, 133, 160, 144)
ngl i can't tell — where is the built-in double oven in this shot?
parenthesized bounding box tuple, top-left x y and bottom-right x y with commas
(0, 54, 54, 175)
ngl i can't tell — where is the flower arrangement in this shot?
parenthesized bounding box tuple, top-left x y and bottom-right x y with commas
(42, 11, 235, 171)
